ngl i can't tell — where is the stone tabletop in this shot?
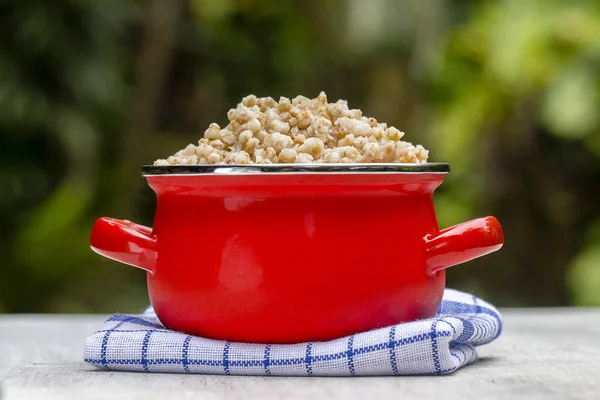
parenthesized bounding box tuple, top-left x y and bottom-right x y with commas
(1, 309, 599, 400)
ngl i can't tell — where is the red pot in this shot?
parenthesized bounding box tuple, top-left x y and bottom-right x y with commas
(90, 163, 503, 344)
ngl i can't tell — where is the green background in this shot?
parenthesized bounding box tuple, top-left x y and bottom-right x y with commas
(1, 0, 600, 313)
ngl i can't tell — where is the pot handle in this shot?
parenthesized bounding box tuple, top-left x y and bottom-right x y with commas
(90, 217, 157, 273)
(424, 216, 503, 275)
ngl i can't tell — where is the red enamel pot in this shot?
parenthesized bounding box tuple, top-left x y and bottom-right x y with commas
(90, 163, 503, 344)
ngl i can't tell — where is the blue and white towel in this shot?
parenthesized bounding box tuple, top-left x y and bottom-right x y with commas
(84, 289, 502, 376)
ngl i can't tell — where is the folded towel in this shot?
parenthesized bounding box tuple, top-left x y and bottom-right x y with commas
(84, 289, 502, 376)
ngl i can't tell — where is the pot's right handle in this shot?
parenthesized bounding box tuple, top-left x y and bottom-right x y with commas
(424, 216, 503, 275)
(90, 217, 157, 273)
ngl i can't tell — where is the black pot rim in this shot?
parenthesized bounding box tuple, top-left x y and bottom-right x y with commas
(141, 163, 450, 176)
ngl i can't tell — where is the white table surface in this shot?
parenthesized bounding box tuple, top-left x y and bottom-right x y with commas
(1, 309, 599, 399)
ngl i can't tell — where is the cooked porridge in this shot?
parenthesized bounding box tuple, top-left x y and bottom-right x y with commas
(154, 92, 429, 165)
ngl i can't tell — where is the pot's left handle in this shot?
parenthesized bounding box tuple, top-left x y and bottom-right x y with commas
(90, 217, 156, 273)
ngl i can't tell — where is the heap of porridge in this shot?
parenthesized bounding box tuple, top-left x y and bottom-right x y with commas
(154, 92, 428, 165)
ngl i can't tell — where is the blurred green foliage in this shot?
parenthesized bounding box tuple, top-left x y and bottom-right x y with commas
(1, 0, 599, 313)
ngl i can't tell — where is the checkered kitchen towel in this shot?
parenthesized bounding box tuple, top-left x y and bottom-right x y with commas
(84, 289, 502, 376)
